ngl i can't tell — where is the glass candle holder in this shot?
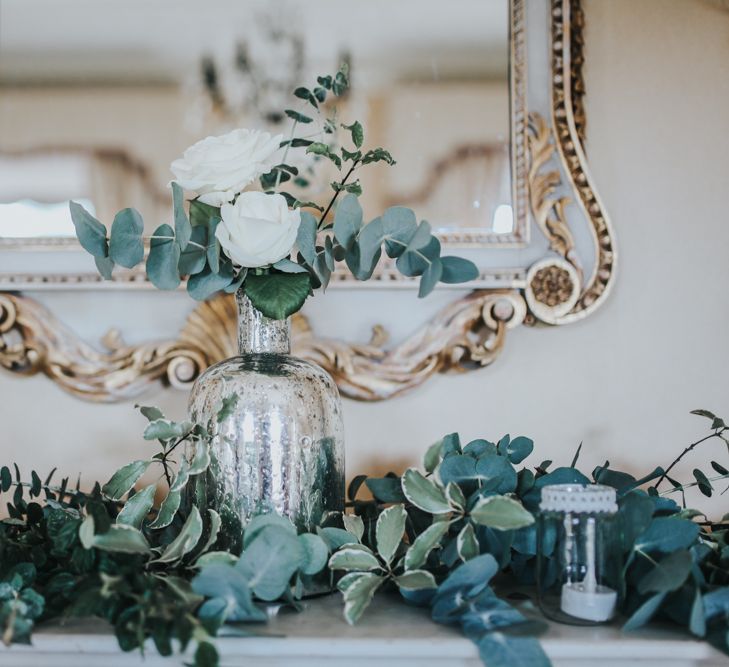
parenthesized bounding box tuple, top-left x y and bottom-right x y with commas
(537, 484, 621, 625)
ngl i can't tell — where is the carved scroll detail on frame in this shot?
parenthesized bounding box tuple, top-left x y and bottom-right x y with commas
(549, 0, 616, 322)
(0, 291, 526, 403)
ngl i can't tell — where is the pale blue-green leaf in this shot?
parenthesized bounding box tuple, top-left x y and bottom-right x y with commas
(89, 524, 151, 555)
(477, 634, 551, 667)
(354, 217, 384, 279)
(404, 521, 450, 570)
(342, 514, 365, 542)
(116, 483, 156, 528)
(444, 482, 466, 511)
(171, 182, 191, 249)
(470, 496, 534, 531)
(402, 468, 452, 514)
(187, 262, 234, 300)
(192, 563, 266, 623)
(199, 509, 221, 555)
(475, 454, 518, 494)
(440, 256, 479, 284)
(689, 587, 706, 637)
(298, 533, 329, 576)
(328, 547, 381, 572)
(333, 193, 363, 250)
(195, 551, 238, 569)
(296, 212, 318, 267)
(623, 592, 667, 630)
(504, 436, 534, 464)
(70, 201, 107, 258)
(136, 404, 164, 422)
(237, 525, 304, 601)
(148, 488, 181, 529)
(147, 224, 181, 290)
(205, 215, 221, 273)
(396, 236, 440, 277)
(153, 505, 203, 564)
(637, 550, 693, 595)
(375, 504, 407, 565)
(94, 255, 114, 279)
(187, 441, 211, 475)
(272, 258, 309, 273)
(634, 518, 700, 554)
(342, 573, 384, 625)
(436, 553, 499, 598)
(109, 208, 144, 268)
(457, 523, 479, 562)
(395, 570, 436, 591)
(381, 206, 418, 258)
(143, 419, 192, 441)
(317, 526, 359, 551)
(102, 460, 151, 501)
(243, 513, 297, 548)
(418, 257, 442, 298)
(178, 225, 207, 275)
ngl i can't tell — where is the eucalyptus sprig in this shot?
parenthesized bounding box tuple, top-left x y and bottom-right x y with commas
(69, 64, 479, 320)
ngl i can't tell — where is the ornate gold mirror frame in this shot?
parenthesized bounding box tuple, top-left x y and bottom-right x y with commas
(0, 0, 615, 402)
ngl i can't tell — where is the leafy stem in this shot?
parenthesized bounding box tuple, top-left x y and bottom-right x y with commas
(655, 426, 728, 489)
(318, 160, 359, 228)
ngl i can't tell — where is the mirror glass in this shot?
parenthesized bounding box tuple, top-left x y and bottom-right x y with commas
(0, 0, 510, 242)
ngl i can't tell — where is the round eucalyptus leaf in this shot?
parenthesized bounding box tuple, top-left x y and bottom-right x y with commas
(147, 224, 181, 290)
(70, 201, 108, 258)
(109, 208, 144, 268)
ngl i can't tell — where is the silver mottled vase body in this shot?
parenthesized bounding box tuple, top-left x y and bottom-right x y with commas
(188, 291, 345, 548)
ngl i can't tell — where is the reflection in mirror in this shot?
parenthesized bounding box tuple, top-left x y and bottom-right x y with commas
(0, 0, 510, 245)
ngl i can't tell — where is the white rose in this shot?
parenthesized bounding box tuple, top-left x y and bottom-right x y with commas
(216, 192, 301, 268)
(170, 128, 283, 206)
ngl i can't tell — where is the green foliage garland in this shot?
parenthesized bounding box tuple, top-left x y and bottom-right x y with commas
(1, 408, 728, 666)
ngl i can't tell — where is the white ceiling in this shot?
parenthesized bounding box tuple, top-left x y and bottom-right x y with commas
(0, 0, 509, 84)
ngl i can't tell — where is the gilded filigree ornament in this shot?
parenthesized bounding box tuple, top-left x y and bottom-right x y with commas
(0, 290, 525, 402)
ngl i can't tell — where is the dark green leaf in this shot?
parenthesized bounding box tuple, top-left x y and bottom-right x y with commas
(108, 208, 144, 268)
(342, 121, 364, 148)
(693, 469, 713, 497)
(244, 273, 311, 320)
(285, 109, 313, 124)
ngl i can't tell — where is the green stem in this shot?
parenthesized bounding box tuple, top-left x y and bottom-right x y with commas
(659, 472, 729, 496)
(655, 429, 726, 489)
(318, 161, 359, 228)
(276, 119, 299, 192)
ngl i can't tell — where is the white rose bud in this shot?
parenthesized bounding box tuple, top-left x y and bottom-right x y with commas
(170, 128, 283, 206)
(216, 192, 301, 268)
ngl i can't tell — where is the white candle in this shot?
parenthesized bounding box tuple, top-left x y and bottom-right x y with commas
(560, 517, 617, 622)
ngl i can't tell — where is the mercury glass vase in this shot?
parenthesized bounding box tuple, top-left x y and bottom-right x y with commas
(187, 290, 345, 550)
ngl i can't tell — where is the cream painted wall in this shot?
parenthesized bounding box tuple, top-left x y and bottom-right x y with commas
(1, 0, 729, 516)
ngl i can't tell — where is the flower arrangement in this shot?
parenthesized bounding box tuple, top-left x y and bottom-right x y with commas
(1, 407, 728, 667)
(69, 65, 478, 319)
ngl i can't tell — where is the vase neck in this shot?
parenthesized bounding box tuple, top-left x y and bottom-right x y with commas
(236, 290, 290, 355)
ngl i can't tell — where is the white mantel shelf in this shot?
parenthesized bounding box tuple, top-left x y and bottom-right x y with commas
(1, 593, 725, 667)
